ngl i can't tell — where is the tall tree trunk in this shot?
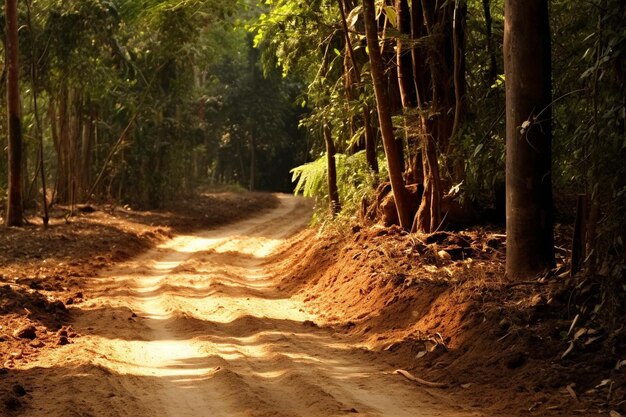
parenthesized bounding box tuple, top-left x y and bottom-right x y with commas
(410, 0, 446, 232)
(482, 0, 498, 85)
(363, 0, 412, 229)
(324, 125, 341, 216)
(396, 0, 417, 110)
(26, 0, 49, 225)
(338, 0, 379, 176)
(396, 0, 420, 184)
(504, 0, 555, 279)
(363, 107, 379, 175)
(5, 0, 23, 227)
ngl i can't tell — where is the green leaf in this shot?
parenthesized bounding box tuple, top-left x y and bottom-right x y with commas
(383, 6, 397, 28)
(473, 143, 484, 157)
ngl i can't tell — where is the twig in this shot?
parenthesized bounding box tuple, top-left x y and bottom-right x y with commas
(505, 280, 549, 289)
(392, 369, 448, 388)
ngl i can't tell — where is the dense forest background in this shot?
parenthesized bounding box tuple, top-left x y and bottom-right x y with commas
(0, 1, 624, 307)
(0, 0, 309, 210)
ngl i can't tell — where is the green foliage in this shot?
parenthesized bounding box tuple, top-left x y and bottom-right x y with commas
(291, 150, 384, 221)
(0, 0, 307, 210)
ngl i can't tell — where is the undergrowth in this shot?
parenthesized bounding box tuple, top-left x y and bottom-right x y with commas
(291, 150, 387, 228)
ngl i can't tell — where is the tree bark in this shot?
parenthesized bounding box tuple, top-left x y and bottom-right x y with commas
(410, 0, 445, 232)
(504, 0, 555, 279)
(363, 0, 411, 228)
(482, 0, 498, 85)
(324, 125, 341, 216)
(249, 135, 256, 191)
(396, 0, 417, 109)
(5, 0, 23, 226)
(363, 107, 379, 175)
(396, 0, 421, 185)
(338, 0, 379, 176)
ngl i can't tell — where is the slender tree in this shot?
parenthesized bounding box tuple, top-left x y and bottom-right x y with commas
(324, 124, 341, 215)
(5, 0, 23, 226)
(337, 0, 378, 176)
(482, 0, 497, 86)
(363, 0, 412, 229)
(503, 0, 555, 279)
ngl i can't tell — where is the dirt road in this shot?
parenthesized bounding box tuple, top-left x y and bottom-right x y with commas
(16, 195, 481, 417)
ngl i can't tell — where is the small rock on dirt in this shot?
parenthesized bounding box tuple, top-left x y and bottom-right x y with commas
(13, 325, 37, 340)
(58, 336, 70, 346)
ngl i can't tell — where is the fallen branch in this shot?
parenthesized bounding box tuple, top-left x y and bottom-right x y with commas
(392, 369, 448, 388)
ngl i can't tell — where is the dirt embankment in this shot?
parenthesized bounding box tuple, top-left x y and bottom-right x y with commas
(277, 224, 625, 417)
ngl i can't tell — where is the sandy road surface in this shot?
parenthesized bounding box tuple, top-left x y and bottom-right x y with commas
(16, 195, 481, 417)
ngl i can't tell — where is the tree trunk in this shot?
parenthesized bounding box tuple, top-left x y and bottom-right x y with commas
(396, 0, 417, 109)
(338, 0, 378, 176)
(396, 0, 420, 185)
(363, 107, 379, 175)
(249, 135, 256, 191)
(414, 117, 443, 232)
(5, 0, 23, 227)
(410, 0, 445, 232)
(363, 0, 412, 229)
(26, 0, 49, 225)
(504, 0, 555, 279)
(482, 0, 498, 85)
(324, 125, 341, 216)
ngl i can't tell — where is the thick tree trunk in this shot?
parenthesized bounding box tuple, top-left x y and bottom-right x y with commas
(5, 0, 23, 227)
(324, 125, 341, 216)
(504, 0, 555, 279)
(363, 0, 412, 229)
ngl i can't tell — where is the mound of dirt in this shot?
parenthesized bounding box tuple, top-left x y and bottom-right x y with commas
(279, 224, 625, 417)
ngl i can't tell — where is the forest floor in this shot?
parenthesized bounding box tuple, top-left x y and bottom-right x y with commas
(0, 192, 623, 416)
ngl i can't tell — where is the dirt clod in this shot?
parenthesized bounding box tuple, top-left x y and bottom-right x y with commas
(12, 384, 26, 397)
(505, 352, 528, 370)
(3, 395, 21, 412)
(13, 325, 37, 340)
